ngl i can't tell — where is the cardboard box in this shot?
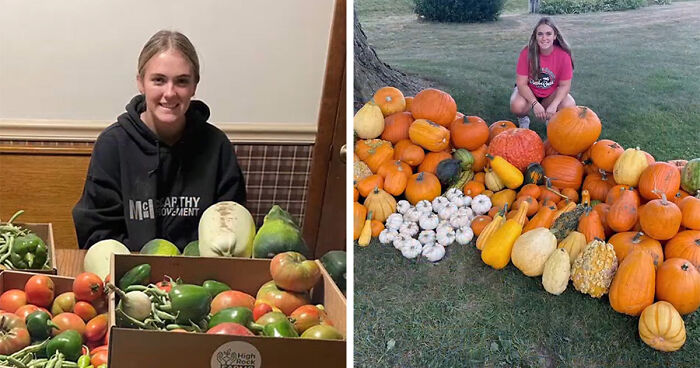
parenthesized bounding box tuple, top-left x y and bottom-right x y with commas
(108, 254, 346, 368)
(0, 222, 57, 274)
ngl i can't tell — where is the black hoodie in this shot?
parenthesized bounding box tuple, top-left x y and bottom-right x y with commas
(72, 95, 246, 251)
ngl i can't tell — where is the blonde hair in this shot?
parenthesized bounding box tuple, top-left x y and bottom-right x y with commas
(527, 17, 574, 80)
(138, 30, 200, 83)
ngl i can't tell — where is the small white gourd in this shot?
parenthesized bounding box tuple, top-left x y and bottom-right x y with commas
(437, 202, 458, 221)
(436, 220, 452, 235)
(396, 200, 411, 214)
(432, 196, 450, 213)
(450, 194, 467, 208)
(401, 238, 423, 259)
(471, 194, 492, 215)
(449, 212, 471, 229)
(415, 200, 433, 214)
(403, 207, 421, 223)
(385, 213, 404, 231)
(393, 233, 410, 250)
(436, 226, 456, 246)
(399, 221, 419, 237)
(444, 188, 463, 202)
(422, 244, 446, 262)
(418, 230, 436, 245)
(455, 226, 474, 245)
(418, 213, 439, 230)
(378, 229, 399, 245)
(461, 195, 473, 208)
(456, 206, 475, 220)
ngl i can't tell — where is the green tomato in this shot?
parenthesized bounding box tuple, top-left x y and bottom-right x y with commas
(300, 324, 344, 340)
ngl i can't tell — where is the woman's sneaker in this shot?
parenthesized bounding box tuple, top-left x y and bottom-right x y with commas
(517, 116, 530, 129)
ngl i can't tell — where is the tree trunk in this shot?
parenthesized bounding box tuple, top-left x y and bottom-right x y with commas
(529, 0, 540, 13)
(353, 11, 432, 112)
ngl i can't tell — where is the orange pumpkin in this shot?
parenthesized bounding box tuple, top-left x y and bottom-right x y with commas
(370, 220, 385, 237)
(670, 189, 691, 205)
(589, 139, 624, 172)
(541, 155, 584, 190)
(678, 196, 700, 230)
(377, 160, 412, 178)
(543, 139, 560, 157)
(487, 120, 517, 143)
(578, 206, 606, 242)
(664, 230, 700, 267)
(606, 185, 639, 206)
(373, 86, 406, 116)
(607, 187, 639, 232)
(354, 187, 359, 202)
(381, 112, 414, 144)
(518, 184, 541, 200)
(546, 106, 601, 156)
(667, 159, 688, 174)
(410, 88, 457, 127)
(408, 119, 450, 152)
(360, 142, 394, 173)
(592, 203, 614, 237)
(487, 128, 545, 172)
(417, 151, 452, 175)
(582, 171, 615, 202)
(561, 188, 579, 203)
(405, 172, 441, 205)
(639, 194, 682, 240)
(513, 196, 539, 217)
(638, 162, 681, 201)
(462, 180, 485, 197)
(471, 215, 493, 236)
(393, 141, 425, 167)
(469, 144, 489, 172)
(356, 175, 384, 198)
(608, 250, 656, 316)
(449, 115, 489, 150)
(608, 231, 663, 267)
(539, 183, 563, 204)
(353, 202, 367, 240)
(474, 171, 486, 184)
(383, 166, 410, 196)
(522, 201, 558, 232)
(404, 96, 414, 112)
(655, 258, 700, 315)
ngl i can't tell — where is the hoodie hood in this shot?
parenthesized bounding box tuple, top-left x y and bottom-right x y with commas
(116, 94, 211, 154)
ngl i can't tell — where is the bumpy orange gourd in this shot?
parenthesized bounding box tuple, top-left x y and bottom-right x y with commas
(546, 106, 601, 156)
(609, 250, 656, 316)
(487, 128, 545, 172)
(408, 119, 450, 152)
(570, 238, 618, 298)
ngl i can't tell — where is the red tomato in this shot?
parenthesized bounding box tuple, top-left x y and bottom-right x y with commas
(210, 290, 255, 315)
(24, 275, 55, 308)
(51, 292, 75, 315)
(73, 301, 97, 322)
(73, 273, 104, 302)
(206, 322, 253, 336)
(51, 312, 86, 336)
(90, 345, 109, 358)
(90, 296, 108, 315)
(155, 280, 172, 293)
(0, 312, 31, 355)
(14, 304, 40, 321)
(84, 314, 108, 342)
(253, 302, 273, 321)
(0, 290, 27, 313)
(91, 350, 108, 366)
(290, 304, 324, 333)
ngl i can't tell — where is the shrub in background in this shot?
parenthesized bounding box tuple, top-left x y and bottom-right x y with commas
(540, 0, 647, 14)
(415, 0, 507, 22)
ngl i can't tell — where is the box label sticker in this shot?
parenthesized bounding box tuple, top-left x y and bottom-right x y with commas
(211, 341, 261, 368)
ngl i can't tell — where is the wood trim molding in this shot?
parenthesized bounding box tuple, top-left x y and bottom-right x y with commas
(0, 119, 317, 144)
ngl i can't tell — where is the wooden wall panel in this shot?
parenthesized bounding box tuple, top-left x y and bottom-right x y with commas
(0, 148, 91, 249)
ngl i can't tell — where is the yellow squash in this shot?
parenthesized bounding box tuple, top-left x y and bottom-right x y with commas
(481, 202, 529, 269)
(486, 154, 524, 189)
(476, 206, 506, 250)
(357, 211, 373, 246)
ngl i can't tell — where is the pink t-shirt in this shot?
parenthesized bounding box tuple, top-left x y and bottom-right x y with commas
(516, 45, 573, 98)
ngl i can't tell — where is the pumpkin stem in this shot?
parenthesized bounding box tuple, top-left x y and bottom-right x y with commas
(632, 232, 643, 244)
(545, 181, 570, 201)
(681, 263, 689, 272)
(578, 106, 588, 118)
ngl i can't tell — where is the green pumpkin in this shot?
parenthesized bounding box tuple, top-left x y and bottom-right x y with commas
(680, 158, 700, 194)
(436, 159, 463, 187)
(452, 148, 474, 171)
(524, 162, 545, 185)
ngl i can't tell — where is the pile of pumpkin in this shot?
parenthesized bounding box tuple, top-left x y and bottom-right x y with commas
(353, 86, 700, 353)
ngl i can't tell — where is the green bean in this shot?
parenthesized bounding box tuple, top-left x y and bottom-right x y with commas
(6, 354, 29, 368)
(61, 362, 78, 368)
(0, 236, 14, 264)
(54, 353, 63, 368)
(125, 284, 148, 292)
(28, 358, 48, 367)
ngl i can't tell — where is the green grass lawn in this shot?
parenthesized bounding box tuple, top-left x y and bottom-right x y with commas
(354, 1, 700, 367)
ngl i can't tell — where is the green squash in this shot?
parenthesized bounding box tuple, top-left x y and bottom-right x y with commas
(183, 240, 200, 256)
(436, 159, 462, 187)
(320, 250, 346, 293)
(253, 205, 309, 258)
(452, 148, 474, 171)
(524, 162, 545, 185)
(680, 158, 700, 194)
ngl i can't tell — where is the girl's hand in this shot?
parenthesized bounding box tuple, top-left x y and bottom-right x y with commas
(533, 102, 546, 120)
(545, 104, 558, 120)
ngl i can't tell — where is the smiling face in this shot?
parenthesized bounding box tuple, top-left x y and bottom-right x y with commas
(535, 24, 557, 54)
(137, 49, 197, 143)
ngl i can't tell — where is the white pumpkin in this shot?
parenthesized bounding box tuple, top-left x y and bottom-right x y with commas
(510, 228, 557, 277)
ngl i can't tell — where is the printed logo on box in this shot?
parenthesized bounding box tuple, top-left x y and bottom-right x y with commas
(211, 341, 261, 368)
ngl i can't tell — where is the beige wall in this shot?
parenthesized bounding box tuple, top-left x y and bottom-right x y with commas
(0, 0, 333, 137)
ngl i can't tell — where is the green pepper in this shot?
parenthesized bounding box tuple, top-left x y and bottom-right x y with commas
(202, 280, 231, 298)
(262, 319, 299, 338)
(26, 310, 57, 340)
(46, 330, 83, 362)
(118, 263, 151, 290)
(10, 233, 49, 269)
(208, 307, 262, 333)
(168, 284, 212, 324)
